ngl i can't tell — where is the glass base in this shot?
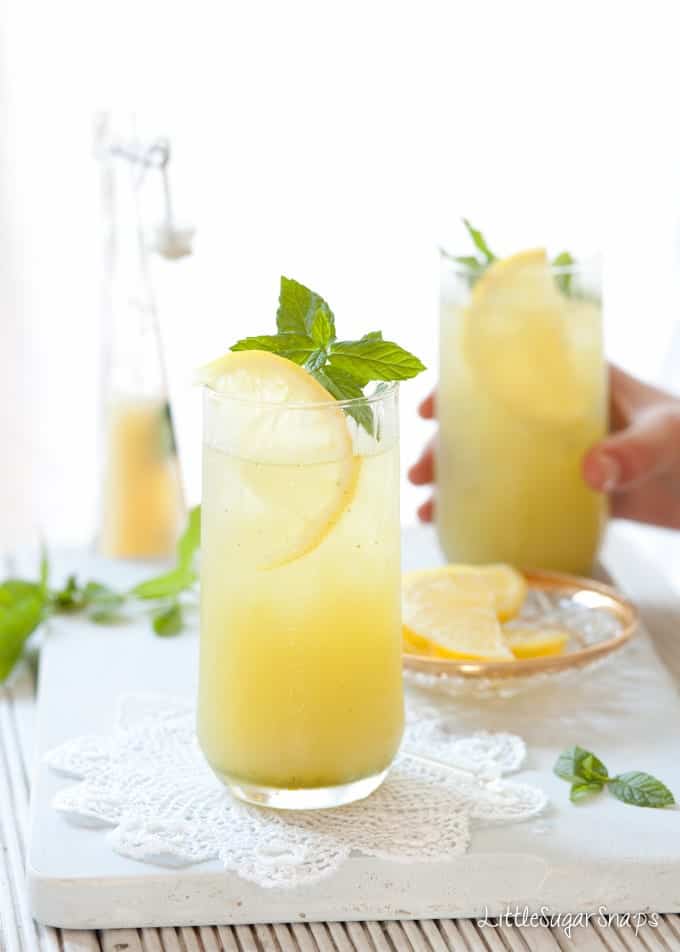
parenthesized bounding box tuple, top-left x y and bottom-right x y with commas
(215, 766, 390, 810)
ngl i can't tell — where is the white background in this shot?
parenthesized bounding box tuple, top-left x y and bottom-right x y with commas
(1, 1, 680, 555)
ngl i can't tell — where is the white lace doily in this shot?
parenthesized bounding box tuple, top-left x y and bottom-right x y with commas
(44, 692, 546, 889)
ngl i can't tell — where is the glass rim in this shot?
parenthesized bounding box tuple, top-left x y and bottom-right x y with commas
(439, 247, 601, 275)
(202, 378, 399, 411)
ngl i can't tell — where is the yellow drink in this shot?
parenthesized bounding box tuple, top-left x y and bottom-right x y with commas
(437, 251, 607, 573)
(99, 398, 183, 559)
(198, 354, 403, 809)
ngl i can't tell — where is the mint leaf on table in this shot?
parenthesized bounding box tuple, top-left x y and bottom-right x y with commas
(152, 602, 184, 637)
(0, 580, 47, 682)
(570, 781, 604, 803)
(609, 772, 675, 809)
(554, 746, 675, 809)
(52, 574, 83, 611)
(132, 506, 200, 637)
(81, 582, 125, 624)
(554, 746, 609, 784)
(175, 505, 201, 571)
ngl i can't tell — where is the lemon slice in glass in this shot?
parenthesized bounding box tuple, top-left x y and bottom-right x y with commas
(464, 249, 586, 425)
(199, 350, 361, 569)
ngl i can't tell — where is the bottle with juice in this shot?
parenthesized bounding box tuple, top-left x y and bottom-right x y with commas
(437, 245, 607, 574)
(198, 351, 404, 808)
(95, 116, 184, 559)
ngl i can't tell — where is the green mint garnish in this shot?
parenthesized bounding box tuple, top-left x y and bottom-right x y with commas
(462, 218, 496, 264)
(231, 276, 426, 435)
(552, 250, 575, 295)
(448, 220, 577, 294)
(554, 747, 675, 809)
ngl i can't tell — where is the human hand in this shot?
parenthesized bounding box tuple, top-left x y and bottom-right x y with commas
(408, 391, 436, 523)
(409, 368, 680, 530)
(582, 366, 680, 528)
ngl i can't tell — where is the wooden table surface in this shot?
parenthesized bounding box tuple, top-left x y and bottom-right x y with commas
(2, 525, 680, 951)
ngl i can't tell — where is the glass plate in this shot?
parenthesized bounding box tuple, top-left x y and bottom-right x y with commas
(402, 571, 638, 680)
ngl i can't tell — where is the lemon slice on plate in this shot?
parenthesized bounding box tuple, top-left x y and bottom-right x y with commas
(198, 350, 360, 569)
(503, 625, 569, 659)
(464, 249, 586, 425)
(402, 565, 524, 661)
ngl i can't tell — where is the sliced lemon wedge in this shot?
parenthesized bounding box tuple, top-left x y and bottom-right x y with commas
(503, 625, 569, 659)
(464, 249, 586, 425)
(402, 566, 520, 661)
(198, 350, 360, 569)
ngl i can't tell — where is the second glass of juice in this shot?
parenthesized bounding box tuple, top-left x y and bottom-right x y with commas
(198, 382, 403, 808)
(437, 251, 607, 574)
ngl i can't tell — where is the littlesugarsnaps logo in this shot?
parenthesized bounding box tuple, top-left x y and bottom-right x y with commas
(477, 906, 659, 939)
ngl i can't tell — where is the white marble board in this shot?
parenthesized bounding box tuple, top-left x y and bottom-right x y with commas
(27, 527, 680, 928)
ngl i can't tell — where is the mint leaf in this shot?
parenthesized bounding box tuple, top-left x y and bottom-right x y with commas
(52, 574, 83, 611)
(453, 255, 484, 270)
(0, 580, 46, 682)
(133, 505, 200, 601)
(39, 545, 49, 596)
(277, 277, 328, 336)
(609, 772, 675, 809)
(228, 275, 425, 423)
(132, 566, 195, 600)
(303, 349, 328, 373)
(329, 339, 426, 385)
(553, 250, 574, 295)
(153, 602, 183, 637)
(554, 746, 609, 784)
(231, 333, 316, 366)
(313, 365, 373, 436)
(462, 219, 496, 263)
(570, 781, 604, 803)
(177, 506, 201, 572)
(309, 305, 335, 348)
(81, 582, 125, 623)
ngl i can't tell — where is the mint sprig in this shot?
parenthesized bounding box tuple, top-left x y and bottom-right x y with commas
(231, 277, 426, 434)
(448, 220, 577, 294)
(0, 506, 203, 682)
(554, 746, 675, 809)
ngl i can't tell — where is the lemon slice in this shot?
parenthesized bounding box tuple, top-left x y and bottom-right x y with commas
(464, 249, 586, 424)
(503, 625, 569, 659)
(434, 563, 528, 621)
(402, 567, 514, 661)
(199, 350, 360, 568)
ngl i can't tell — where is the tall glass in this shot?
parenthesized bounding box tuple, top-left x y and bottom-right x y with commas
(437, 253, 607, 574)
(198, 384, 403, 808)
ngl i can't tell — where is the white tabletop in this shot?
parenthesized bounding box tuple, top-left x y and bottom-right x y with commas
(3, 523, 680, 950)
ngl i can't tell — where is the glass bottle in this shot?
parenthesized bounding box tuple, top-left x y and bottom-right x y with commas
(95, 117, 184, 559)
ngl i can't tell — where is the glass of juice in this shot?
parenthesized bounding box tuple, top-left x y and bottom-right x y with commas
(198, 366, 403, 809)
(437, 249, 606, 574)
